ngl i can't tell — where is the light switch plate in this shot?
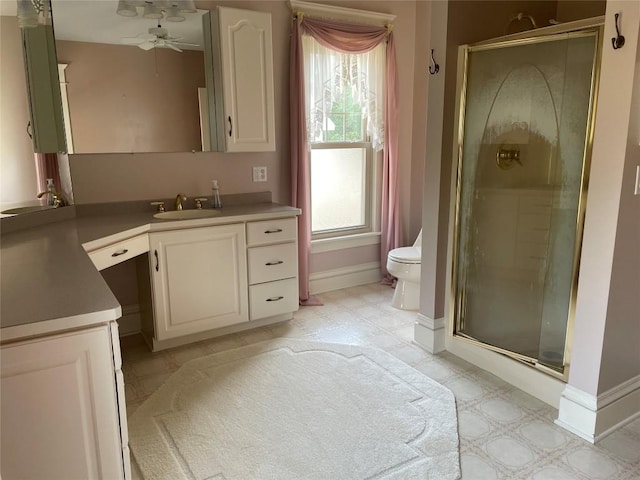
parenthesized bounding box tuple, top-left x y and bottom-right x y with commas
(253, 166, 267, 182)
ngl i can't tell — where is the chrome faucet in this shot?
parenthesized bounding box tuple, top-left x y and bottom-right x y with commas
(36, 190, 66, 207)
(175, 193, 187, 210)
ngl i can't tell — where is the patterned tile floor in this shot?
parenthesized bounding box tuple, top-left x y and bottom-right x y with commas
(122, 283, 640, 480)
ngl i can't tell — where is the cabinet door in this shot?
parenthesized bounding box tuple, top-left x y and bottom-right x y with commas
(1, 326, 124, 479)
(218, 7, 276, 152)
(21, 25, 66, 153)
(150, 224, 248, 341)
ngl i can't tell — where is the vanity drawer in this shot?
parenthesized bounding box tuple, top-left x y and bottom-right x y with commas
(248, 243, 297, 285)
(246, 217, 297, 246)
(249, 277, 298, 320)
(87, 235, 149, 271)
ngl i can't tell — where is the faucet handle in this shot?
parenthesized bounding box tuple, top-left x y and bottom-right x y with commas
(150, 201, 165, 213)
(36, 190, 67, 207)
(194, 198, 208, 209)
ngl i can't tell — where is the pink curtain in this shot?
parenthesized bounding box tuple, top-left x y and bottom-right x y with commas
(290, 15, 402, 300)
(290, 17, 313, 302)
(34, 152, 61, 196)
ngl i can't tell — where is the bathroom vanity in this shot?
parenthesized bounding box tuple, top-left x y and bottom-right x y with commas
(0, 201, 300, 479)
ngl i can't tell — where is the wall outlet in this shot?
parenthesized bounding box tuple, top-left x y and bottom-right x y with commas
(253, 166, 267, 182)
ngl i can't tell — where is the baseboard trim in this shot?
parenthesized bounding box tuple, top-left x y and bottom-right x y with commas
(414, 314, 446, 354)
(445, 334, 565, 408)
(150, 313, 293, 351)
(118, 304, 141, 337)
(556, 375, 640, 443)
(309, 262, 381, 294)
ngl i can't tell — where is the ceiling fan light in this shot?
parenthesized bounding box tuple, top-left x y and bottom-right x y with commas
(165, 6, 185, 22)
(142, 2, 162, 19)
(116, 0, 138, 17)
(177, 0, 197, 13)
(142, 3, 163, 19)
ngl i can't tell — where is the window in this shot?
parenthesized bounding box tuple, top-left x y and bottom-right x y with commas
(303, 37, 385, 239)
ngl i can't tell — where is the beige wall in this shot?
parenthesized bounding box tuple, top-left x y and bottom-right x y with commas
(408, 0, 430, 244)
(570, 0, 640, 395)
(56, 41, 205, 154)
(556, 0, 605, 22)
(0, 16, 39, 207)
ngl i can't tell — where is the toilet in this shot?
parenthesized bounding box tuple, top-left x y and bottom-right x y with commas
(386, 230, 422, 310)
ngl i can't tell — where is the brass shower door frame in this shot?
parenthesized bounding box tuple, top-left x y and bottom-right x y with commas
(450, 24, 603, 381)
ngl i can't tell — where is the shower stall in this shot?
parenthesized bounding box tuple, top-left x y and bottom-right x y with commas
(451, 23, 601, 379)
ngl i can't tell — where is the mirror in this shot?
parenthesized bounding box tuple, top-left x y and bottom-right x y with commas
(51, 0, 211, 154)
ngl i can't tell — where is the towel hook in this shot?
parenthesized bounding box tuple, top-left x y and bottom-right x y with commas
(428, 49, 439, 75)
(611, 13, 625, 50)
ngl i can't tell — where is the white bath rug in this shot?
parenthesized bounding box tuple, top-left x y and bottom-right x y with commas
(128, 339, 460, 479)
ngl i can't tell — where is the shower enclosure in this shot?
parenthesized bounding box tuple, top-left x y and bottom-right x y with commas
(452, 25, 601, 378)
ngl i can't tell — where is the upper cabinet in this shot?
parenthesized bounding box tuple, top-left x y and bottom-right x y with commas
(21, 25, 66, 153)
(204, 8, 276, 153)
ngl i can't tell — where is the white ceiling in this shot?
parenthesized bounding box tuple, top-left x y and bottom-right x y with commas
(50, 1, 206, 50)
(0, 0, 17, 15)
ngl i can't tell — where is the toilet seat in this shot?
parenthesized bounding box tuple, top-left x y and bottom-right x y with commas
(388, 247, 421, 264)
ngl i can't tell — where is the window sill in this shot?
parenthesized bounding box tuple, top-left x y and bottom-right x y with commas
(311, 232, 381, 254)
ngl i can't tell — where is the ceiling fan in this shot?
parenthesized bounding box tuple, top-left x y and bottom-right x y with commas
(121, 26, 198, 52)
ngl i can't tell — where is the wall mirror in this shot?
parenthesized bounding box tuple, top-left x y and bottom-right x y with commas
(51, 0, 213, 154)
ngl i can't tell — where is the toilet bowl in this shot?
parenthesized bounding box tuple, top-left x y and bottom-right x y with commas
(386, 230, 422, 310)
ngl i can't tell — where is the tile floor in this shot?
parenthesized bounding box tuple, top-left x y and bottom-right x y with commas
(122, 283, 640, 480)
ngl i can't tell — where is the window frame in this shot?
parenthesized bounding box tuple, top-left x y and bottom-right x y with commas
(309, 139, 377, 240)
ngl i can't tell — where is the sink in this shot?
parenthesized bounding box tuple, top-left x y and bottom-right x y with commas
(1, 205, 56, 215)
(153, 209, 222, 220)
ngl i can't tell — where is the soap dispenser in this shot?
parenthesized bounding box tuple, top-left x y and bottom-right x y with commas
(45, 178, 55, 206)
(211, 180, 222, 209)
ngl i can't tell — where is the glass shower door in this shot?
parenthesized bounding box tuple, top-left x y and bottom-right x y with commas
(453, 31, 599, 374)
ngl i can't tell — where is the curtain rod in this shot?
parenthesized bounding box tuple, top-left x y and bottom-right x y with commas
(289, 0, 395, 28)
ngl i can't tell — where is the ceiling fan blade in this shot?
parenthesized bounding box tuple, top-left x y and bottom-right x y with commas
(122, 32, 157, 45)
(166, 44, 183, 52)
(138, 42, 156, 51)
(172, 41, 199, 47)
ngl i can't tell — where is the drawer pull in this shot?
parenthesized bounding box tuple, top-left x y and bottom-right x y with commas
(154, 250, 159, 272)
(266, 296, 284, 302)
(265, 260, 284, 266)
(264, 229, 283, 234)
(111, 249, 129, 257)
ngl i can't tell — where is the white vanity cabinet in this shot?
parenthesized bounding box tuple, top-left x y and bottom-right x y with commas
(247, 218, 299, 320)
(0, 323, 128, 479)
(204, 7, 276, 152)
(149, 224, 249, 342)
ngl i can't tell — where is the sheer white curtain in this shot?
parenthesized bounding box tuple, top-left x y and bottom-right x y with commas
(302, 35, 386, 149)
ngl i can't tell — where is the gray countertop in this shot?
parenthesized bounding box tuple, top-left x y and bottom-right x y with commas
(0, 201, 300, 342)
